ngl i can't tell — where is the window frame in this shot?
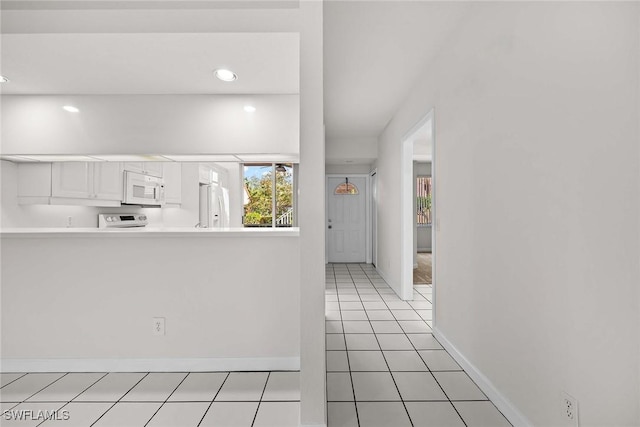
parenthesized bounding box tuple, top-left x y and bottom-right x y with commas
(242, 162, 296, 228)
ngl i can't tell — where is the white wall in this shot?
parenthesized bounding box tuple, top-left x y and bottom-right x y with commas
(1, 95, 299, 155)
(416, 227, 431, 253)
(325, 163, 372, 175)
(298, 2, 326, 425)
(377, 3, 640, 426)
(1, 233, 300, 370)
(1, 3, 325, 425)
(326, 136, 377, 164)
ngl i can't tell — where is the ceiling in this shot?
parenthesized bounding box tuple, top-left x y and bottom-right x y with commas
(1, 2, 470, 145)
(0, 0, 300, 11)
(1, 33, 299, 95)
(323, 2, 469, 139)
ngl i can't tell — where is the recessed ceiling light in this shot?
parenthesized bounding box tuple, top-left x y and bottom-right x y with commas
(214, 69, 237, 82)
(0, 76, 9, 83)
(244, 105, 256, 113)
(62, 105, 80, 113)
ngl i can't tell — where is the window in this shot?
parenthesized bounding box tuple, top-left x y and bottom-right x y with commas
(417, 176, 432, 225)
(334, 182, 359, 195)
(243, 163, 295, 227)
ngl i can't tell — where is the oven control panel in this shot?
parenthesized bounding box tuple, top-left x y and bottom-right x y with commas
(98, 214, 149, 228)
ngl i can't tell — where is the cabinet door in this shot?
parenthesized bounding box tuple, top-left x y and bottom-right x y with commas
(18, 163, 52, 197)
(93, 162, 124, 200)
(162, 162, 182, 204)
(51, 163, 92, 199)
(123, 162, 145, 174)
(144, 162, 163, 177)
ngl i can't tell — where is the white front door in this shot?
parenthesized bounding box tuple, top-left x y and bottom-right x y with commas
(327, 176, 367, 263)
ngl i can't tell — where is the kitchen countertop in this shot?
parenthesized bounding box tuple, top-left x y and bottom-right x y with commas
(0, 227, 300, 238)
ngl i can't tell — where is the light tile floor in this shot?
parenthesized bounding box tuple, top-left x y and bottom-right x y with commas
(0, 371, 300, 426)
(326, 263, 511, 427)
(1, 264, 511, 427)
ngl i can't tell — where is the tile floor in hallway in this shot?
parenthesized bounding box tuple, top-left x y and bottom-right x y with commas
(0, 371, 299, 426)
(326, 263, 511, 427)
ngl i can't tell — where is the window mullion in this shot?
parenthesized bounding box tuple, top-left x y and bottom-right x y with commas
(272, 163, 277, 228)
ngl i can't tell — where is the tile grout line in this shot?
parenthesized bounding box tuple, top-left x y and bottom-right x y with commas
(89, 372, 150, 427)
(35, 372, 111, 427)
(250, 371, 271, 427)
(334, 265, 361, 427)
(403, 284, 475, 426)
(362, 267, 464, 426)
(391, 277, 471, 427)
(409, 282, 495, 410)
(0, 373, 28, 390)
(143, 372, 190, 426)
(196, 372, 231, 427)
(4, 372, 69, 418)
(18, 373, 69, 404)
(354, 264, 415, 427)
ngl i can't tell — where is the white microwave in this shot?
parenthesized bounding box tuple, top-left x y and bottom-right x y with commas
(122, 171, 165, 207)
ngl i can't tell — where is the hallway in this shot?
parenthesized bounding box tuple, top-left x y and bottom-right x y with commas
(325, 264, 510, 427)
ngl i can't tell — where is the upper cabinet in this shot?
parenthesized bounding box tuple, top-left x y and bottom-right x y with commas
(51, 163, 93, 199)
(162, 162, 182, 205)
(93, 163, 125, 201)
(16, 160, 185, 207)
(124, 162, 163, 177)
(17, 163, 53, 202)
(52, 162, 123, 202)
(19, 162, 123, 207)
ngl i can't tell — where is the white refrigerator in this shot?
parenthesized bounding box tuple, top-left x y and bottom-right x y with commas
(199, 183, 229, 228)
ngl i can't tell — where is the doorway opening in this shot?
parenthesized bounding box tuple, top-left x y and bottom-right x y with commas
(401, 110, 435, 301)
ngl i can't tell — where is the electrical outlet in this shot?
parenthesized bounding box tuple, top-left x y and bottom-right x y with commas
(561, 391, 579, 426)
(152, 317, 165, 336)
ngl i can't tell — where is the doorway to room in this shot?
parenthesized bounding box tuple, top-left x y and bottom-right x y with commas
(400, 110, 435, 302)
(414, 173, 432, 284)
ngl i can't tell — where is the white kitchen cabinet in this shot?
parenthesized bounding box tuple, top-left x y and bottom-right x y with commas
(19, 162, 122, 206)
(53, 162, 124, 202)
(199, 164, 219, 184)
(124, 162, 163, 177)
(144, 162, 163, 177)
(162, 162, 182, 204)
(93, 162, 124, 201)
(52, 163, 93, 199)
(17, 163, 53, 203)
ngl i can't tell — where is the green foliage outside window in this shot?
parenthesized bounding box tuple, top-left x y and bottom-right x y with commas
(244, 165, 293, 227)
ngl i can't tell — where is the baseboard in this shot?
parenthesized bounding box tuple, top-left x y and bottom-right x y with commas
(375, 267, 395, 290)
(417, 248, 432, 253)
(1, 357, 300, 373)
(375, 266, 412, 301)
(432, 327, 532, 427)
